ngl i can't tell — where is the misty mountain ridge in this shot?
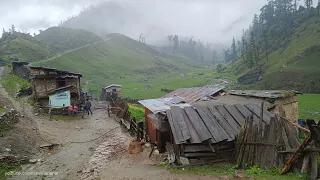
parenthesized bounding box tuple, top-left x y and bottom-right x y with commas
(59, 1, 172, 45)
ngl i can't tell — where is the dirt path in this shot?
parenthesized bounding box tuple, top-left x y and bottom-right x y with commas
(1, 67, 229, 180)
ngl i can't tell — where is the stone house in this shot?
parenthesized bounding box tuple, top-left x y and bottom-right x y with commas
(12, 62, 82, 106)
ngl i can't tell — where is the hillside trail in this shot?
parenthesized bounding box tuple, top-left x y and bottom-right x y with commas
(33, 37, 111, 65)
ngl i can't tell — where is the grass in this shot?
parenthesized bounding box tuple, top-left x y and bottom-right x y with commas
(35, 27, 101, 54)
(298, 94, 320, 120)
(33, 34, 209, 99)
(0, 73, 31, 97)
(0, 164, 21, 180)
(128, 104, 145, 122)
(160, 163, 306, 180)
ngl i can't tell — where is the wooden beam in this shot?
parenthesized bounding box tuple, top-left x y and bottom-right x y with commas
(259, 102, 264, 132)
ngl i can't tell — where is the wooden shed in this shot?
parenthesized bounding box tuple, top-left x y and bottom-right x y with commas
(101, 84, 122, 101)
(139, 97, 190, 152)
(165, 104, 277, 164)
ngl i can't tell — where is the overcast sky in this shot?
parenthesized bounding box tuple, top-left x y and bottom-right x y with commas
(0, 0, 268, 43)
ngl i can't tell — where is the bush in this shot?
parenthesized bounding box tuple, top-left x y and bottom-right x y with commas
(217, 64, 224, 73)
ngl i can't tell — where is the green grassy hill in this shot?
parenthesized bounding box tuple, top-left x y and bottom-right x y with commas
(35, 27, 102, 53)
(225, 16, 320, 93)
(0, 32, 53, 61)
(33, 34, 210, 99)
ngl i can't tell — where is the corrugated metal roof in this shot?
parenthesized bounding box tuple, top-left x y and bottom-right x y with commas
(138, 98, 191, 114)
(163, 86, 224, 104)
(167, 104, 276, 145)
(229, 90, 302, 99)
(104, 84, 122, 89)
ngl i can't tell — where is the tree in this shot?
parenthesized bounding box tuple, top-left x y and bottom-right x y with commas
(262, 28, 269, 62)
(294, 0, 300, 11)
(167, 35, 173, 47)
(212, 50, 218, 64)
(250, 31, 259, 64)
(172, 35, 179, 54)
(317, 1, 320, 15)
(11, 24, 16, 34)
(305, 0, 313, 9)
(231, 37, 237, 61)
(216, 64, 223, 73)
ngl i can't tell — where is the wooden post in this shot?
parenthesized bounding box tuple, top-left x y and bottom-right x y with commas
(301, 153, 310, 173)
(259, 102, 264, 133)
(310, 152, 318, 180)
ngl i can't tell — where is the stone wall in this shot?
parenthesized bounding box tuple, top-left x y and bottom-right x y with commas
(271, 96, 299, 122)
(32, 78, 56, 98)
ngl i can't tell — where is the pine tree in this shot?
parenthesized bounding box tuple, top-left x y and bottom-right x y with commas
(11, 24, 15, 34)
(231, 37, 237, 61)
(305, 0, 313, 9)
(212, 50, 218, 64)
(262, 28, 269, 62)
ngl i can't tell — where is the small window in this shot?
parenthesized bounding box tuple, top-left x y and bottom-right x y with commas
(57, 78, 66, 88)
(112, 88, 117, 92)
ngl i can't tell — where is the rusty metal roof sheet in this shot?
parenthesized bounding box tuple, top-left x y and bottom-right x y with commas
(163, 86, 224, 104)
(228, 90, 302, 99)
(138, 98, 191, 114)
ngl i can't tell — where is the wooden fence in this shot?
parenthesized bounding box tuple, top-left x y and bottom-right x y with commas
(108, 97, 145, 140)
(236, 116, 280, 169)
(129, 117, 144, 141)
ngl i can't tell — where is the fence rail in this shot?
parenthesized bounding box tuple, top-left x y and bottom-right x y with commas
(108, 96, 145, 140)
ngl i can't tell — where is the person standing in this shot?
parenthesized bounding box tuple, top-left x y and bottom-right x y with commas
(85, 99, 93, 115)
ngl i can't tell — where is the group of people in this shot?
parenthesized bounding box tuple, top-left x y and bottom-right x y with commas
(68, 99, 93, 116)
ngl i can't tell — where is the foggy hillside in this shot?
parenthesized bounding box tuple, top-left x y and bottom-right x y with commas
(59, 1, 172, 45)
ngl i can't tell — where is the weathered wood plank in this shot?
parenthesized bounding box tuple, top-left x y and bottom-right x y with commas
(208, 107, 237, 138)
(170, 107, 189, 143)
(235, 104, 260, 126)
(166, 110, 181, 144)
(224, 105, 246, 126)
(215, 105, 241, 133)
(196, 107, 225, 143)
(245, 103, 271, 124)
(184, 145, 212, 152)
(184, 107, 212, 142)
(181, 110, 201, 144)
(201, 107, 232, 141)
(171, 107, 191, 141)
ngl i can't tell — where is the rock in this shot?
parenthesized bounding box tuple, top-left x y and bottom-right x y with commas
(35, 113, 39, 116)
(29, 159, 38, 164)
(144, 143, 151, 148)
(77, 170, 82, 173)
(154, 150, 159, 155)
(5, 148, 11, 152)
